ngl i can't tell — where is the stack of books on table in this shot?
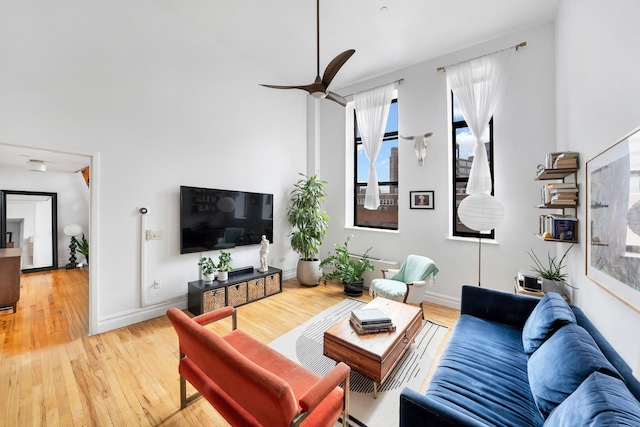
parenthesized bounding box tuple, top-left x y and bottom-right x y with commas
(349, 307, 396, 335)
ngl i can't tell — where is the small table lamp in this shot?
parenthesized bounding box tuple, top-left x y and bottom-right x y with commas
(63, 224, 83, 269)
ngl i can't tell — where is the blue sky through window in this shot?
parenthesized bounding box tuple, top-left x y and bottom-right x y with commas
(356, 102, 398, 183)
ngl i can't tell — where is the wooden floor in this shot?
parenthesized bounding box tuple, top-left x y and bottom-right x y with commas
(0, 268, 459, 426)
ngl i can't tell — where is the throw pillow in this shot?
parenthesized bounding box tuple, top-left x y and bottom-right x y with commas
(544, 371, 640, 426)
(528, 323, 621, 419)
(522, 292, 575, 354)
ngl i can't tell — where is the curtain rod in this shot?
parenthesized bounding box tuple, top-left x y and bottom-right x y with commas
(436, 41, 526, 72)
(343, 78, 404, 99)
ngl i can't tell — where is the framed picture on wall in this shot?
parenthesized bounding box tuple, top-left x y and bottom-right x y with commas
(586, 125, 640, 312)
(410, 191, 434, 210)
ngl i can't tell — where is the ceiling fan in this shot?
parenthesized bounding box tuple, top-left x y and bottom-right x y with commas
(260, 0, 355, 107)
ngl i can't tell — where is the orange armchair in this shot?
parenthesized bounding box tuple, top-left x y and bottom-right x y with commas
(166, 307, 350, 427)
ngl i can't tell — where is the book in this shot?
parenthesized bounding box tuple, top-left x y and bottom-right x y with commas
(349, 318, 396, 335)
(351, 307, 392, 325)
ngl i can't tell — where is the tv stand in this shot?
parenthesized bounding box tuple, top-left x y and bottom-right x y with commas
(187, 266, 282, 315)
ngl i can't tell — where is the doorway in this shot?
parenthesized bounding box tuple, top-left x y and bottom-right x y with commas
(0, 190, 58, 272)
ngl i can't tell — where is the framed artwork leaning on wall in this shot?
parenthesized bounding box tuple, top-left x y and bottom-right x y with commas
(586, 125, 640, 312)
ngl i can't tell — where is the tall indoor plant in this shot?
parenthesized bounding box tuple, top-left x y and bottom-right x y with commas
(287, 173, 330, 286)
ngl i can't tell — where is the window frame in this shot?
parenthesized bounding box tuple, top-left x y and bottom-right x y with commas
(353, 98, 399, 230)
(451, 92, 495, 239)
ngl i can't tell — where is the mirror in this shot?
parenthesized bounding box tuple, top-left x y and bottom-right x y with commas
(1, 190, 58, 272)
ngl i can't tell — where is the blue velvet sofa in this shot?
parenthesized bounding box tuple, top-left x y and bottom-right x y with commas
(400, 285, 640, 426)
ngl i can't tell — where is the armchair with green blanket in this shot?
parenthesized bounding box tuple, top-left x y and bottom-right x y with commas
(369, 254, 439, 308)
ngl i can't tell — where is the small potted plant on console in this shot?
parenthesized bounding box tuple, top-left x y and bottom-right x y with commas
(216, 251, 233, 281)
(198, 256, 216, 284)
(320, 235, 374, 297)
(528, 244, 574, 294)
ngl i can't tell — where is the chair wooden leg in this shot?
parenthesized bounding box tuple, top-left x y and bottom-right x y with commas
(342, 373, 350, 427)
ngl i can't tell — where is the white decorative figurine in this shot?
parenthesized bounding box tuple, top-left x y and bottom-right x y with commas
(401, 132, 434, 166)
(258, 235, 269, 272)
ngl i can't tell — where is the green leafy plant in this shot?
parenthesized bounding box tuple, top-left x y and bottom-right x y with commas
(76, 234, 89, 262)
(320, 235, 374, 285)
(528, 244, 574, 281)
(216, 251, 233, 272)
(287, 173, 330, 260)
(198, 257, 216, 276)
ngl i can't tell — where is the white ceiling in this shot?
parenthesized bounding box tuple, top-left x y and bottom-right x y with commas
(0, 0, 559, 173)
(151, 0, 560, 88)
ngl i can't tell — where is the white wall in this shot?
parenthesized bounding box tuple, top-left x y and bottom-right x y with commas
(320, 23, 558, 307)
(556, 0, 640, 372)
(0, 0, 307, 332)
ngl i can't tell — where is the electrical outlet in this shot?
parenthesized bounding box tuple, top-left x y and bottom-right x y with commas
(146, 230, 163, 240)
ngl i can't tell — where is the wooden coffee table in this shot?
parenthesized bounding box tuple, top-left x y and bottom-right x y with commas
(323, 297, 423, 398)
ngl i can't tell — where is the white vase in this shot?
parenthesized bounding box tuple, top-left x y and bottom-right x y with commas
(542, 279, 565, 294)
(203, 274, 214, 284)
(217, 271, 229, 281)
(296, 259, 322, 286)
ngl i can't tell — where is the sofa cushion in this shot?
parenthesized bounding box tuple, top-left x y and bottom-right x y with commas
(544, 371, 640, 426)
(528, 323, 621, 419)
(522, 292, 575, 354)
(426, 314, 544, 427)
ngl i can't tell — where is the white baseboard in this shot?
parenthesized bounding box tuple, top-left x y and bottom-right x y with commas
(96, 296, 187, 334)
(423, 290, 461, 310)
(282, 268, 297, 281)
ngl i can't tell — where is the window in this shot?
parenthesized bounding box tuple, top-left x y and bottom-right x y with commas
(354, 99, 398, 229)
(451, 94, 495, 238)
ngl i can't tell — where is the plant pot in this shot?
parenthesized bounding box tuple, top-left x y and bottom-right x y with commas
(203, 274, 214, 284)
(343, 280, 364, 297)
(297, 259, 322, 286)
(542, 279, 565, 294)
(217, 271, 229, 281)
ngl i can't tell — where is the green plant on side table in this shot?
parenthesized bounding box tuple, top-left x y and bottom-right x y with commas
(528, 244, 573, 294)
(198, 257, 216, 284)
(216, 251, 233, 281)
(287, 173, 330, 286)
(320, 235, 374, 297)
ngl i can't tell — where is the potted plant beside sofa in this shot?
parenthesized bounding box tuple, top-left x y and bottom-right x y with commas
(287, 173, 330, 286)
(528, 244, 573, 294)
(216, 251, 233, 281)
(320, 235, 374, 296)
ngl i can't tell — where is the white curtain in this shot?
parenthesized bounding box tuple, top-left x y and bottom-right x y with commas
(354, 84, 394, 210)
(447, 48, 514, 194)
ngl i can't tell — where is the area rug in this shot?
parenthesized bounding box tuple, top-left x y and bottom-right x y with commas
(269, 298, 448, 427)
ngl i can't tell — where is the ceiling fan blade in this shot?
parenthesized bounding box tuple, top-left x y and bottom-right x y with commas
(325, 91, 347, 107)
(259, 83, 315, 93)
(322, 49, 355, 87)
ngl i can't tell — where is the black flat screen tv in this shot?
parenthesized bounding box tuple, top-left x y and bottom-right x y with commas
(180, 186, 273, 254)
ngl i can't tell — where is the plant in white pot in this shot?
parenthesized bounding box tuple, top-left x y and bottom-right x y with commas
(216, 251, 233, 281)
(528, 244, 574, 293)
(198, 256, 216, 284)
(287, 173, 330, 286)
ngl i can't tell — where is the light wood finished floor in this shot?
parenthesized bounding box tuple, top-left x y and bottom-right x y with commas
(0, 268, 459, 426)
